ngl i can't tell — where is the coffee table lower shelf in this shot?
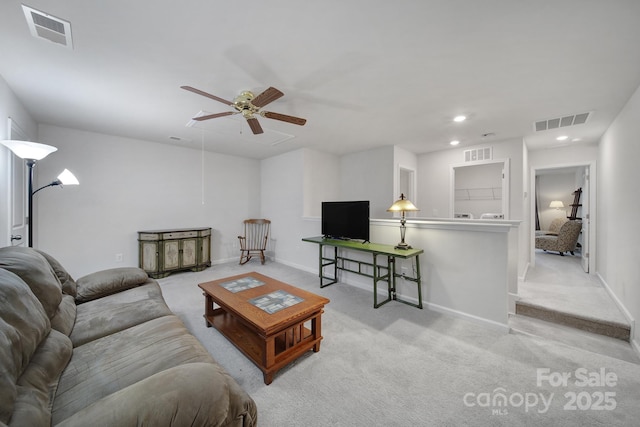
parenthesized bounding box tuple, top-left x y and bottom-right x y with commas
(205, 307, 323, 385)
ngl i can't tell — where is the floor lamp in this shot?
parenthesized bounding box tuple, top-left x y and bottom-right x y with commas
(1, 140, 79, 247)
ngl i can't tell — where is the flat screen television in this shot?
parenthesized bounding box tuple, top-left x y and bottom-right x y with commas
(321, 200, 370, 242)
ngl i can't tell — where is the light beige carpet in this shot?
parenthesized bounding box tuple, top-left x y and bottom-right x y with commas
(159, 261, 640, 427)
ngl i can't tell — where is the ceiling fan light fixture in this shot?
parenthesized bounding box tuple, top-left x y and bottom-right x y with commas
(181, 85, 306, 135)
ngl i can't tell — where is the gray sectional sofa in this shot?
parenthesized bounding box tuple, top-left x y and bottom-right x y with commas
(0, 246, 257, 426)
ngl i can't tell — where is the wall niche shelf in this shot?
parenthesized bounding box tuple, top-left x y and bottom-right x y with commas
(455, 187, 502, 201)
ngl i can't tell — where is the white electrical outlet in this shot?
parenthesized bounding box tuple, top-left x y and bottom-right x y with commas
(115, 253, 123, 262)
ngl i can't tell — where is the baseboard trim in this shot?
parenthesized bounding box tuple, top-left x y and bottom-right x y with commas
(596, 272, 636, 337)
(425, 301, 510, 333)
(271, 258, 317, 275)
(340, 276, 510, 333)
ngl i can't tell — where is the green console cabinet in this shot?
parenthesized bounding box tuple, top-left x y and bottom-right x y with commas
(138, 227, 211, 278)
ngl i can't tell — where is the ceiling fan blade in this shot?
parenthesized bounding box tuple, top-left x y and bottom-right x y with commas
(262, 111, 307, 126)
(181, 86, 233, 106)
(246, 117, 264, 134)
(251, 87, 284, 108)
(192, 111, 237, 121)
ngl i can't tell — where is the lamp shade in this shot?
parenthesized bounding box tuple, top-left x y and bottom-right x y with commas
(549, 200, 564, 209)
(1, 140, 57, 160)
(387, 194, 419, 212)
(57, 169, 79, 185)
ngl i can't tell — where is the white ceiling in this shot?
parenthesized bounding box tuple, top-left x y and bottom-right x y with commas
(1, 1, 640, 160)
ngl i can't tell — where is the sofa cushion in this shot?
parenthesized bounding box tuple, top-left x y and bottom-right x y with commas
(0, 268, 51, 425)
(53, 315, 215, 423)
(71, 282, 172, 347)
(36, 250, 77, 298)
(0, 246, 62, 319)
(75, 267, 151, 303)
(50, 295, 77, 337)
(10, 329, 72, 427)
(52, 363, 238, 427)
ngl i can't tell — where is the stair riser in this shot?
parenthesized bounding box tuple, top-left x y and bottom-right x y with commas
(516, 303, 630, 342)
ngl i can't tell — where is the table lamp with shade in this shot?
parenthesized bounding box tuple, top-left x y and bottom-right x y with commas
(549, 200, 564, 209)
(387, 193, 419, 250)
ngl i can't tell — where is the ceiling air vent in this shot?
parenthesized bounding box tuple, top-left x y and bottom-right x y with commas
(463, 147, 492, 162)
(22, 5, 73, 49)
(534, 112, 590, 132)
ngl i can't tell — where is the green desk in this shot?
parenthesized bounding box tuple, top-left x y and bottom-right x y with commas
(302, 236, 423, 309)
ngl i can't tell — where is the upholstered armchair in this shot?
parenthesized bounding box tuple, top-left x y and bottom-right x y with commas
(535, 217, 568, 237)
(535, 220, 582, 256)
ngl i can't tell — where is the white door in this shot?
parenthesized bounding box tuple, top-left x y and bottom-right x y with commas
(7, 118, 28, 247)
(581, 167, 590, 273)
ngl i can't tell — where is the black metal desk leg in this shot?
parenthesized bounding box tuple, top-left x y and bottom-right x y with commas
(373, 253, 378, 307)
(389, 256, 397, 300)
(415, 256, 423, 309)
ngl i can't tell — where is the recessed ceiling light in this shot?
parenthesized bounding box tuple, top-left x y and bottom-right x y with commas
(556, 135, 569, 141)
(571, 138, 581, 142)
(453, 115, 466, 123)
(450, 140, 460, 146)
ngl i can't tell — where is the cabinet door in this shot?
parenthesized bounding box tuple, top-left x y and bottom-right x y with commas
(200, 235, 211, 265)
(163, 240, 181, 270)
(182, 238, 197, 267)
(140, 241, 158, 273)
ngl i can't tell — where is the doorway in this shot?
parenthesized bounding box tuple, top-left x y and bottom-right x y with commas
(517, 162, 632, 340)
(530, 162, 595, 273)
(398, 165, 416, 217)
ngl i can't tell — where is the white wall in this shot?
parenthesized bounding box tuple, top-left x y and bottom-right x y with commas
(536, 172, 576, 230)
(0, 75, 38, 246)
(303, 149, 340, 217)
(598, 84, 640, 348)
(260, 149, 321, 271)
(417, 138, 523, 220)
(340, 146, 394, 218)
(371, 219, 515, 328)
(417, 138, 526, 276)
(35, 124, 261, 277)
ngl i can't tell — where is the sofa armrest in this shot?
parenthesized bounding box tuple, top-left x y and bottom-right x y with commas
(75, 267, 153, 303)
(54, 363, 257, 427)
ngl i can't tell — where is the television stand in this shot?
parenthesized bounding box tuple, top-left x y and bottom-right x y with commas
(302, 236, 423, 309)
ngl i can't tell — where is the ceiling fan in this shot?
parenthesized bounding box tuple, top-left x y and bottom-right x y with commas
(181, 85, 307, 134)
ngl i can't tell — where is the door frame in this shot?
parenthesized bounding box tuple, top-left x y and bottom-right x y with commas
(529, 161, 596, 273)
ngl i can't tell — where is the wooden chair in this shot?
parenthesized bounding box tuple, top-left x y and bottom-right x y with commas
(238, 219, 271, 265)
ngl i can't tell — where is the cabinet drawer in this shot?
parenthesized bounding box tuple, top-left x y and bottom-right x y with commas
(163, 231, 198, 239)
(138, 233, 160, 241)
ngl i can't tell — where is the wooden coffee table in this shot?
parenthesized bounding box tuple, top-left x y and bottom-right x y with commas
(198, 272, 330, 384)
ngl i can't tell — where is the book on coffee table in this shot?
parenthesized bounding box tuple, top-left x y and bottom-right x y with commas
(249, 290, 304, 314)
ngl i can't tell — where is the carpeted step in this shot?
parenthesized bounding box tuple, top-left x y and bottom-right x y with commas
(509, 314, 640, 364)
(515, 300, 631, 341)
